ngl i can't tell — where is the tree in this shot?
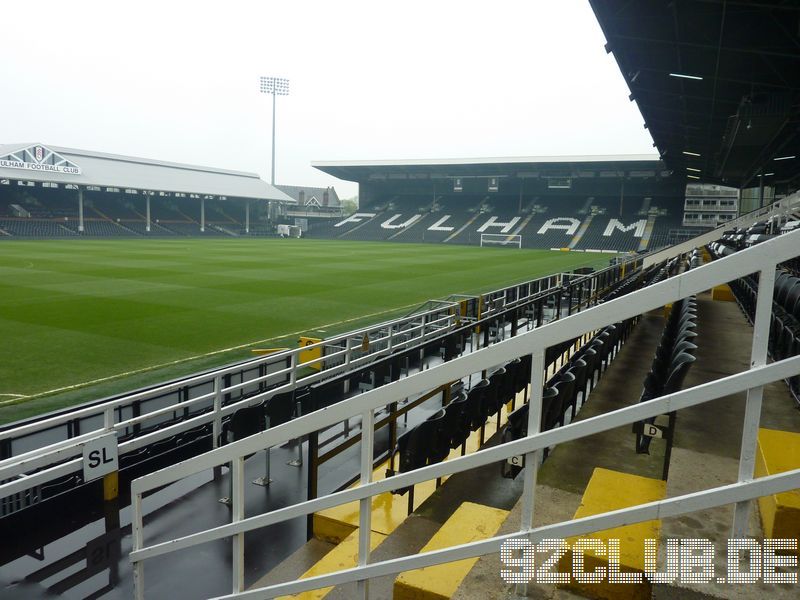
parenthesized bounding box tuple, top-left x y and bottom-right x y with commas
(341, 196, 359, 215)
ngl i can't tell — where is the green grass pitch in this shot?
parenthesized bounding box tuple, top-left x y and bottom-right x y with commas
(0, 238, 612, 423)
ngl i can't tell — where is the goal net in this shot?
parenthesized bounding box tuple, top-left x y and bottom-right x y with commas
(480, 233, 522, 249)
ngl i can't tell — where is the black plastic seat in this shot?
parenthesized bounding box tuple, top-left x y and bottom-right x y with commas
(444, 391, 469, 449)
(482, 368, 504, 417)
(398, 416, 438, 473)
(500, 361, 518, 406)
(567, 359, 588, 418)
(784, 282, 800, 315)
(775, 273, 796, 307)
(222, 404, 266, 459)
(265, 391, 294, 428)
(500, 403, 530, 479)
(662, 353, 696, 395)
(225, 405, 265, 444)
(466, 379, 490, 431)
(514, 355, 532, 395)
(425, 409, 451, 465)
(539, 385, 562, 431)
(553, 371, 576, 427)
(575, 345, 594, 390)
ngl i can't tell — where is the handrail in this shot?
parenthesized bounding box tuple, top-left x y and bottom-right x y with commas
(130, 356, 800, 564)
(215, 464, 800, 600)
(130, 229, 800, 598)
(642, 190, 800, 268)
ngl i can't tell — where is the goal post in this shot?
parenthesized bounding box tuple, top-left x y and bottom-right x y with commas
(480, 233, 522, 249)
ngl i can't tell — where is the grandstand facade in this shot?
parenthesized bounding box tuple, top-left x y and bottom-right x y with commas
(0, 143, 295, 237)
(311, 155, 690, 252)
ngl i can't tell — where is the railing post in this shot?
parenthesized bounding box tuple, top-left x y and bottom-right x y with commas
(732, 266, 776, 536)
(357, 408, 374, 598)
(132, 491, 145, 600)
(212, 375, 222, 450)
(289, 351, 298, 386)
(232, 456, 245, 594)
(520, 349, 546, 532)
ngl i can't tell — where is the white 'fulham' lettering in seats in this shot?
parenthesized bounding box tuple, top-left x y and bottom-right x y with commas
(427, 215, 455, 232)
(603, 219, 647, 238)
(334, 213, 376, 227)
(477, 216, 521, 234)
(381, 214, 422, 229)
(537, 217, 581, 236)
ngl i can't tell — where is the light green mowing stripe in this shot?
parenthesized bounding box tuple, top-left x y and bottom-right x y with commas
(0, 238, 612, 421)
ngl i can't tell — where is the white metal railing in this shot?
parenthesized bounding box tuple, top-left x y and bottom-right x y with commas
(0, 268, 579, 509)
(643, 190, 800, 268)
(0, 303, 455, 495)
(129, 229, 800, 599)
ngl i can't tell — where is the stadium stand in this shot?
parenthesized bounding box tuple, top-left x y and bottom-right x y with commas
(306, 193, 686, 252)
(62, 219, 132, 236)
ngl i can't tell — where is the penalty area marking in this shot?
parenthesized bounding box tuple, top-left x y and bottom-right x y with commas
(1, 301, 422, 405)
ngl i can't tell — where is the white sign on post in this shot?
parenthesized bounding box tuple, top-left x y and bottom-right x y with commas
(643, 424, 663, 439)
(507, 455, 525, 467)
(82, 433, 119, 481)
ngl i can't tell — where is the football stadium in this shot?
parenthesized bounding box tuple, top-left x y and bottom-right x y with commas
(2, 2, 800, 600)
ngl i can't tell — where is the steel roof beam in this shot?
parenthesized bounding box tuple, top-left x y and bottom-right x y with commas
(607, 34, 800, 61)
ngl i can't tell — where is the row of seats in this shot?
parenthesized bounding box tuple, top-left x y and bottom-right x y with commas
(634, 295, 697, 454)
(390, 355, 532, 495)
(220, 393, 296, 445)
(710, 237, 800, 401)
(500, 319, 634, 477)
(727, 269, 800, 398)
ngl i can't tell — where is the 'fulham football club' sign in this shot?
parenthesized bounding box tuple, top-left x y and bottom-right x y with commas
(0, 144, 82, 175)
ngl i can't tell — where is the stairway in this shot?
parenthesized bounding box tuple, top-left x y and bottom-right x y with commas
(637, 215, 658, 251)
(568, 214, 593, 248)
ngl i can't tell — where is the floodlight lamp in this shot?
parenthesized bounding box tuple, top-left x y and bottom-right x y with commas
(260, 76, 289, 95)
(774, 155, 796, 161)
(682, 151, 701, 157)
(686, 167, 701, 172)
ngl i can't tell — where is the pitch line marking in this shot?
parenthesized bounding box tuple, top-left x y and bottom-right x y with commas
(0, 301, 422, 405)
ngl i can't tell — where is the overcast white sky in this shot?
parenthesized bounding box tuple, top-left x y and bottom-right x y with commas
(1, 0, 655, 199)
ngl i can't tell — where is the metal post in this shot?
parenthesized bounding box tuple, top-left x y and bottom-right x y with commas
(357, 408, 374, 598)
(213, 376, 223, 480)
(306, 431, 319, 541)
(245, 201, 250, 234)
(253, 437, 272, 487)
(232, 457, 245, 594)
(78, 188, 84, 233)
(212, 376, 222, 450)
(132, 492, 144, 600)
(145, 195, 151, 232)
(520, 349, 546, 530)
(732, 266, 776, 536)
(201, 198, 205, 233)
(288, 401, 303, 467)
(758, 171, 765, 208)
(271, 92, 276, 185)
